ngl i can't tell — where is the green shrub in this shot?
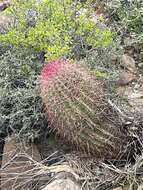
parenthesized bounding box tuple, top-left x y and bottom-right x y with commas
(0, 0, 113, 61)
(80, 39, 123, 82)
(109, 0, 143, 34)
(0, 47, 48, 140)
(106, 0, 143, 65)
(98, 0, 143, 44)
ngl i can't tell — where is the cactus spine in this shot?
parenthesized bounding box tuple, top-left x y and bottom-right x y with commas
(40, 60, 125, 159)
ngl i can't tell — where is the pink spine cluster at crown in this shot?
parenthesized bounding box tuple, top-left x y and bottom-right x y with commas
(40, 60, 67, 85)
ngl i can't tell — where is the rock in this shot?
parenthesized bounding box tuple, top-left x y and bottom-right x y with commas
(116, 86, 127, 96)
(137, 184, 143, 190)
(125, 47, 135, 57)
(1, 135, 42, 190)
(127, 90, 143, 112)
(42, 178, 81, 190)
(112, 187, 123, 190)
(138, 62, 143, 68)
(2, 136, 41, 166)
(117, 71, 136, 86)
(0, 15, 14, 33)
(129, 91, 143, 99)
(0, 1, 11, 11)
(123, 186, 129, 190)
(117, 85, 143, 112)
(121, 54, 137, 73)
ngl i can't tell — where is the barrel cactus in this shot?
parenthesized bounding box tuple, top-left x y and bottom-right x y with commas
(40, 59, 125, 159)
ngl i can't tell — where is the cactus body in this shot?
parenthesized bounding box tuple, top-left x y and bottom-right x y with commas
(40, 60, 125, 159)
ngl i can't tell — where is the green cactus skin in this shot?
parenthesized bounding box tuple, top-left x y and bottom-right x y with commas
(40, 60, 125, 159)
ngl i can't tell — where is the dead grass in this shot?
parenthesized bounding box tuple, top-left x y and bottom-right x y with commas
(0, 132, 143, 190)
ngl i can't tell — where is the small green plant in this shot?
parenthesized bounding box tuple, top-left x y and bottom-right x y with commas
(92, 70, 108, 79)
(0, 0, 113, 61)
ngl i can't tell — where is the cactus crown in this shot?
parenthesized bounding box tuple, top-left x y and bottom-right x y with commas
(41, 60, 65, 82)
